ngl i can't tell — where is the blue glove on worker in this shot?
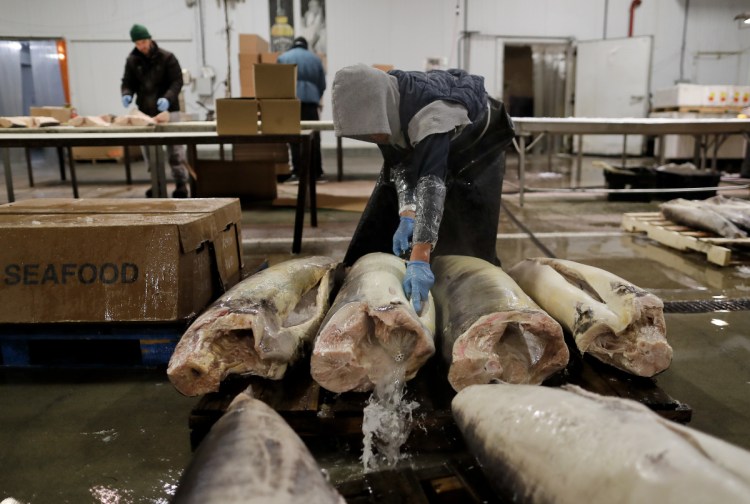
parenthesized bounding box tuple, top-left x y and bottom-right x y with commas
(156, 98, 169, 112)
(121, 95, 132, 108)
(403, 260, 434, 314)
(392, 216, 414, 257)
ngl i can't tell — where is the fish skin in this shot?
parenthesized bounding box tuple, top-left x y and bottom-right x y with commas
(172, 388, 346, 504)
(168, 256, 338, 396)
(311, 253, 436, 393)
(432, 256, 569, 391)
(452, 384, 750, 504)
(507, 258, 671, 377)
(660, 198, 747, 238)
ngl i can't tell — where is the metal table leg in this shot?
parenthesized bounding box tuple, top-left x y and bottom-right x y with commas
(24, 148, 34, 187)
(67, 147, 79, 198)
(123, 145, 132, 185)
(336, 136, 343, 182)
(3, 147, 15, 203)
(621, 134, 628, 169)
(149, 145, 168, 197)
(57, 146, 66, 181)
(518, 135, 526, 207)
(576, 135, 583, 188)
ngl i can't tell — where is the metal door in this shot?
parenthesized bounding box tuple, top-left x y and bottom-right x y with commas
(574, 36, 652, 155)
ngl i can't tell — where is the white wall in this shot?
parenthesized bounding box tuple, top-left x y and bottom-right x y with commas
(1, 0, 749, 146)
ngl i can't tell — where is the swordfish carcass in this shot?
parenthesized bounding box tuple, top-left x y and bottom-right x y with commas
(507, 257, 671, 377)
(172, 387, 346, 504)
(431, 256, 569, 391)
(452, 384, 750, 504)
(168, 256, 338, 396)
(310, 252, 436, 393)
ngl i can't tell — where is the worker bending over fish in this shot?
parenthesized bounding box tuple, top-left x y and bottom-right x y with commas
(332, 64, 515, 313)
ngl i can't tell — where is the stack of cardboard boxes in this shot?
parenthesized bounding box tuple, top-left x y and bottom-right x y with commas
(197, 34, 301, 199)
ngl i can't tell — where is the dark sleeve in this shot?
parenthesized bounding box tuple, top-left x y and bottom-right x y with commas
(163, 53, 183, 103)
(121, 57, 136, 96)
(412, 132, 450, 182)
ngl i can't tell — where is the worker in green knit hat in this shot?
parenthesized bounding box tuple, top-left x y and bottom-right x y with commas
(121, 24, 190, 198)
(129, 24, 151, 42)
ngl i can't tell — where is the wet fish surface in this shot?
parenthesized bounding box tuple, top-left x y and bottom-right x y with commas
(168, 256, 338, 396)
(431, 255, 569, 391)
(172, 388, 346, 504)
(660, 197, 747, 238)
(452, 384, 750, 504)
(311, 252, 436, 393)
(507, 257, 671, 377)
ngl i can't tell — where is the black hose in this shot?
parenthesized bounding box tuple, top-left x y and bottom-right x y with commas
(501, 202, 557, 259)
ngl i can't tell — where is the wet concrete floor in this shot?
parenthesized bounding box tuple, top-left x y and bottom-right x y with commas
(0, 146, 749, 502)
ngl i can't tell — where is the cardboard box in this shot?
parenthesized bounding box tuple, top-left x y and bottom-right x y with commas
(260, 52, 280, 64)
(194, 160, 278, 200)
(0, 198, 243, 323)
(30, 106, 74, 124)
(731, 86, 750, 107)
(254, 64, 297, 99)
(216, 98, 259, 135)
(238, 34, 269, 54)
(652, 84, 705, 109)
(259, 99, 300, 134)
(239, 66, 256, 97)
(232, 143, 289, 162)
(705, 85, 731, 107)
(239, 53, 261, 67)
(72, 146, 125, 161)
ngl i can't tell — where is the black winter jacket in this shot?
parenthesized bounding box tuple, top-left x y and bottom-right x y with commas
(121, 42, 182, 116)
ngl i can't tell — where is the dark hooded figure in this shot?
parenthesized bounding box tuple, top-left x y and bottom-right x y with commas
(331, 64, 515, 313)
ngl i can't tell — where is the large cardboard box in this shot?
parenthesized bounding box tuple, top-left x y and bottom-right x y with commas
(652, 84, 705, 109)
(259, 99, 300, 134)
(0, 198, 243, 323)
(260, 52, 280, 63)
(194, 160, 278, 200)
(254, 64, 297, 99)
(72, 146, 124, 161)
(232, 143, 289, 162)
(238, 34, 269, 54)
(30, 106, 74, 124)
(216, 98, 259, 135)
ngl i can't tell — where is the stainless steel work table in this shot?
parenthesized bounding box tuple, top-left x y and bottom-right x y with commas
(512, 117, 750, 206)
(0, 127, 317, 254)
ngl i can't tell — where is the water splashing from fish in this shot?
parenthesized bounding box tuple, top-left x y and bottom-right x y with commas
(360, 364, 419, 473)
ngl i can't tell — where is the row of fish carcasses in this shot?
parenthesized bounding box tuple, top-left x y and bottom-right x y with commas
(168, 253, 750, 504)
(167, 252, 673, 397)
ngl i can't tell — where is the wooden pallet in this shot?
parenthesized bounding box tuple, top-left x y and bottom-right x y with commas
(0, 323, 185, 368)
(622, 212, 750, 266)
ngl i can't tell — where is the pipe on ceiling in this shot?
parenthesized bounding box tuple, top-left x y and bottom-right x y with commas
(629, 0, 642, 37)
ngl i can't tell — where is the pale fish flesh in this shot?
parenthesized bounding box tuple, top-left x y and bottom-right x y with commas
(168, 256, 338, 396)
(432, 255, 569, 391)
(507, 258, 671, 377)
(172, 387, 345, 504)
(311, 252, 436, 393)
(452, 384, 750, 504)
(660, 198, 747, 238)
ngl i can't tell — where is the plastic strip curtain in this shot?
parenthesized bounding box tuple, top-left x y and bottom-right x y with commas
(0, 41, 24, 116)
(29, 40, 66, 107)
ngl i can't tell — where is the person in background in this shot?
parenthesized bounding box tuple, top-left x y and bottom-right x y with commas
(331, 64, 515, 313)
(121, 23, 190, 198)
(277, 36, 326, 183)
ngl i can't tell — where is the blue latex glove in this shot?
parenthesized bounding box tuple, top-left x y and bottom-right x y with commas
(392, 216, 414, 257)
(121, 95, 132, 108)
(156, 97, 169, 112)
(403, 260, 434, 314)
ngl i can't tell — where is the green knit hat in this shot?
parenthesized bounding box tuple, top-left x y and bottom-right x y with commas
(130, 24, 151, 42)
